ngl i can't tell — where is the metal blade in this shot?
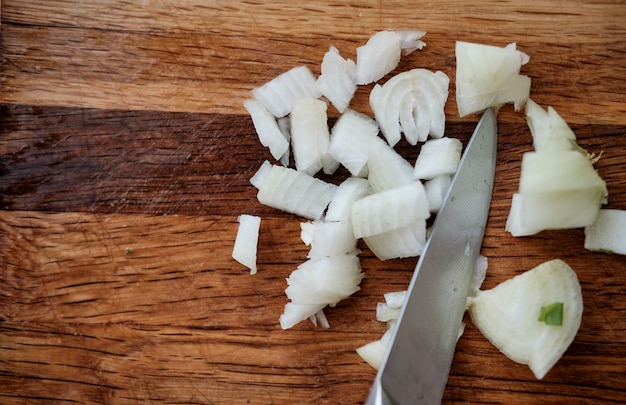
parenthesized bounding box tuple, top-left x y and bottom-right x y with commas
(365, 108, 498, 405)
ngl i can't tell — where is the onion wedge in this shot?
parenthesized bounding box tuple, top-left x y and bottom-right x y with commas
(468, 259, 583, 380)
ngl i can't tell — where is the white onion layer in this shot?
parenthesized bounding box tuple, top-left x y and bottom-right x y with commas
(584, 209, 626, 255)
(468, 259, 583, 380)
(290, 97, 336, 175)
(316, 46, 357, 113)
(413, 137, 462, 180)
(255, 163, 337, 220)
(329, 109, 381, 177)
(232, 214, 261, 274)
(370, 68, 449, 146)
(351, 182, 430, 239)
(252, 66, 321, 118)
(244, 99, 290, 162)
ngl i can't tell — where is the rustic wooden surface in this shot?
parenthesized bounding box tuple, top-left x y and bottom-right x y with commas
(1, 1, 626, 404)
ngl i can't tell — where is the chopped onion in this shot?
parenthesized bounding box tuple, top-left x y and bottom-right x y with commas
(424, 175, 452, 214)
(232, 214, 261, 274)
(376, 302, 401, 322)
(506, 150, 608, 236)
(370, 69, 449, 146)
(366, 142, 416, 193)
(468, 259, 583, 380)
(328, 109, 381, 177)
(351, 182, 430, 239)
(506, 102, 608, 236)
(254, 162, 337, 220)
(355, 31, 425, 85)
(316, 46, 357, 113)
(252, 66, 321, 118)
(525, 99, 577, 152)
(325, 177, 371, 222)
(356, 328, 394, 370)
(383, 290, 407, 309)
(290, 97, 337, 175)
(300, 219, 358, 260)
(280, 252, 364, 329)
(244, 99, 290, 162)
(362, 219, 427, 260)
(276, 116, 292, 166)
(455, 41, 531, 117)
(396, 30, 427, 56)
(413, 137, 462, 180)
(355, 31, 402, 85)
(584, 209, 626, 255)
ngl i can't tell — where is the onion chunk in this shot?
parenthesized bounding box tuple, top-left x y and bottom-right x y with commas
(232, 214, 262, 274)
(468, 259, 583, 380)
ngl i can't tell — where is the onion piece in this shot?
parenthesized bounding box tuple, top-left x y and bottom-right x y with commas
(468, 259, 583, 380)
(291, 97, 337, 175)
(383, 290, 407, 309)
(329, 109, 381, 177)
(455, 41, 531, 117)
(316, 46, 357, 113)
(584, 209, 626, 255)
(244, 99, 290, 162)
(325, 177, 371, 222)
(424, 175, 452, 214)
(396, 30, 427, 56)
(356, 328, 394, 370)
(376, 302, 401, 322)
(355, 31, 426, 85)
(252, 66, 321, 118)
(525, 99, 577, 152)
(351, 182, 430, 239)
(276, 116, 292, 166)
(366, 142, 415, 193)
(362, 219, 427, 260)
(254, 162, 337, 220)
(413, 137, 462, 180)
(506, 150, 608, 236)
(300, 220, 358, 260)
(232, 214, 261, 274)
(370, 69, 449, 146)
(280, 252, 364, 329)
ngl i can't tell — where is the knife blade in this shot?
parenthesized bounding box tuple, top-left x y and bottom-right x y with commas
(364, 108, 498, 405)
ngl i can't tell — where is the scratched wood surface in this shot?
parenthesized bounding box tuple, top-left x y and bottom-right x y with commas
(1, 1, 626, 404)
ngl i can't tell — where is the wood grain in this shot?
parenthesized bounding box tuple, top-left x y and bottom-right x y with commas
(1, 1, 626, 404)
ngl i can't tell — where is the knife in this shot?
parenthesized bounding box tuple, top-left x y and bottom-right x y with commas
(364, 108, 498, 405)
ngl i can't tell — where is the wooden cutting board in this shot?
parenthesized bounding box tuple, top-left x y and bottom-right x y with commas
(1, 1, 625, 403)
